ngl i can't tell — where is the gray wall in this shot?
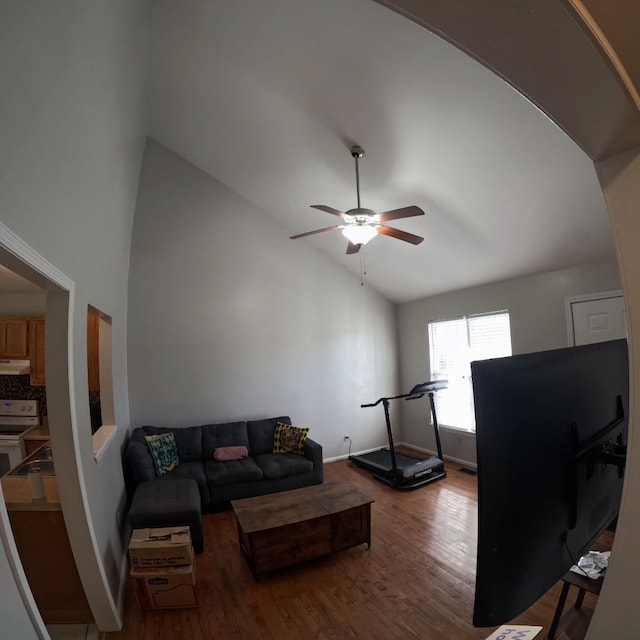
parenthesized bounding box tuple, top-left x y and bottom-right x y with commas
(0, 0, 148, 632)
(127, 140, 399, 459)
(397, 259, 622, 465)
(0, 294, 46, 316)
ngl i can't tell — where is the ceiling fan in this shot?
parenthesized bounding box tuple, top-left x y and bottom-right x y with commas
(290, 146, 425, 254)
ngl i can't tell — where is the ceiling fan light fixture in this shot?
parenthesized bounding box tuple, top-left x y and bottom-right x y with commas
(341, 224, 378, 246)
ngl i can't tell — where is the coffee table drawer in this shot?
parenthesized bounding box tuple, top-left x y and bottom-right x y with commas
(251, 518, 332, 573)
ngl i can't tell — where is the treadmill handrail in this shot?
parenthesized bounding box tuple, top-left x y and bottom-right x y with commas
(361, 380, 448, 408)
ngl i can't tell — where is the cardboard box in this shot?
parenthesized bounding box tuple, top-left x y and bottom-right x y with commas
(131, 564, 198, 610)
(128, 526, 193, 568)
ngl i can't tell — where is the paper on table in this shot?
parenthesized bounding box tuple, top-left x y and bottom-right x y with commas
(569, 550, 610, 580)
(483, 625, 544, 640)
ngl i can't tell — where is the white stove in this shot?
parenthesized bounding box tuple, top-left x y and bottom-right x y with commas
(0, 400, 39, 476)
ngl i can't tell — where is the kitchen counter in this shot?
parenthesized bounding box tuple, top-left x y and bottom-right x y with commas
(0, 475, 61, 510)
(0, 435, 93, 623)
(1, 436, 59, 510)
(22, 420, 50, 441)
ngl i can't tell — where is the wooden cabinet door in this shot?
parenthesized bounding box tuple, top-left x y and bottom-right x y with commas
(0, 317, 29, 358)
(87, 309, 100, 391)
(9, 509, 93, 623)
(24, 439, 45, 456)
(28, 317, 46, 386)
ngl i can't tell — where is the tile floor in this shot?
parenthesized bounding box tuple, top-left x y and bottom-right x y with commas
(46, 624, 99, 640)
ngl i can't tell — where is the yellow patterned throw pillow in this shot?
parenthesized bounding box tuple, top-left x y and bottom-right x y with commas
(273, 422, 309, 455)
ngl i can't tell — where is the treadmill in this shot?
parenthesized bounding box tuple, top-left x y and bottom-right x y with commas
(349, 380, 448, 490)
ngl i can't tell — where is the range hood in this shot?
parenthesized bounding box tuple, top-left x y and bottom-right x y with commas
(0, 360, 31, 375)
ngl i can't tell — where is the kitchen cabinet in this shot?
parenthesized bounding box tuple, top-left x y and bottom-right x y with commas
(0, 317, 29, 359)
(24, 437, 48, 456)
(1, 459, 93, 624)
(28, 317, 45, 386)
(7, 509, 93, 623)
(87, 309, 100, 392)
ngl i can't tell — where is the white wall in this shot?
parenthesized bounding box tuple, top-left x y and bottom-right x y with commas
(127, 140, 399, 459)
(0, 0, 148, 632)
(397, 260, 622, 465)
(587, 148, 640, 639)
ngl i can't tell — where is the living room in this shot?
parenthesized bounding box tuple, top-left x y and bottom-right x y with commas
(1, 2, 640, 640)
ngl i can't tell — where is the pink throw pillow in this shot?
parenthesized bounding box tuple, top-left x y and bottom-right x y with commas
(213, 445, 248, 462)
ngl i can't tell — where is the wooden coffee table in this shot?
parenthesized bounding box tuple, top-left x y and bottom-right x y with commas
(231, 481, 374, 579)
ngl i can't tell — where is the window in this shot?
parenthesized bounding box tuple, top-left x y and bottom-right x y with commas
(428, 311, 512, 431)
(88, 305, 116, 461)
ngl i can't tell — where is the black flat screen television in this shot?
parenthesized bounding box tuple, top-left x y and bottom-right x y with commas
(472, 338, 628, 627)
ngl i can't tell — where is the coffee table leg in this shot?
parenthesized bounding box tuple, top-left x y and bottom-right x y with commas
(235, 518, 261, 580)
(366, 504, 371, 548)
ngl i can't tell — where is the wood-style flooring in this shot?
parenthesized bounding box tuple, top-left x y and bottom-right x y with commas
(106, 457, 610, 639)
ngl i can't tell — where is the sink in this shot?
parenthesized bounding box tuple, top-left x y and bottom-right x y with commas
(8, 459, 56, 477)
(34, 446, 53, 460)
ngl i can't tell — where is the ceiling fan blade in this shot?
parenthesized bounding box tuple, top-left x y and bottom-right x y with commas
(346, 242, 361, 254)
(377, 205, 425, 223)
(289, 225, 342, 240)
(377, 225, 424, 245)
(310, 205, 347, 218)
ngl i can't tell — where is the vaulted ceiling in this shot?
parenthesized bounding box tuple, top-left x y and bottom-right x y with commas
(149, 1, 618, 303)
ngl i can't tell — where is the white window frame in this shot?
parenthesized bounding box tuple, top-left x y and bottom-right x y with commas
(428, 310, 512, 433)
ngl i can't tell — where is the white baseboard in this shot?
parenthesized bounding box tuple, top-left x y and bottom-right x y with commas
(115, 544, 129, 623)
(325, 442, 477, 470)
(395, 441, 477, 470)
(324, 444, 390, 464)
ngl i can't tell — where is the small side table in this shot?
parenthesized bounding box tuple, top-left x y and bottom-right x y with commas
(547, 569, 604, 639)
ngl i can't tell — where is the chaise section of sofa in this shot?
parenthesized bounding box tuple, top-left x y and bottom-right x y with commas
(124, 416, 323, 512)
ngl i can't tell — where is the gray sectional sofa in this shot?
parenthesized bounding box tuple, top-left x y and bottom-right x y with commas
(124, 415, 324, 511)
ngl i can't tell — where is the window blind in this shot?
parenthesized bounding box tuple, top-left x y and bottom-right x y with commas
(428, 311, 511, 431)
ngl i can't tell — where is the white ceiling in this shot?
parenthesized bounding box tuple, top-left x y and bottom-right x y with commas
(148, 0, 614, 303)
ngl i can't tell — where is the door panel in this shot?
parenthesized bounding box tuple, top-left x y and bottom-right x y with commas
(570, 295, 626, 346)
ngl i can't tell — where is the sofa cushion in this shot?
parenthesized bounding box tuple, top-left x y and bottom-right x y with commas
(204, 458, 263, 486)
(158, 461, 210, 505)
(247, 416, 291, 455)
(273, 422, 309, 454)
(128, 479, 204, 554)
(202, 422, 249, 457)
(129, 478, 201, 526)
(253, 452, 314, 479)
(140, 425, 203, 463)
(144, 432, 179, 475)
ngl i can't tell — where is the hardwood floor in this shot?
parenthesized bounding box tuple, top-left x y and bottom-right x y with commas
(106, 458, 609, 639)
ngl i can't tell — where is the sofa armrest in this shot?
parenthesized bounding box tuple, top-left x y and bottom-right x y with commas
(124, 438, 156, 490)
(302, 437, 323, 471)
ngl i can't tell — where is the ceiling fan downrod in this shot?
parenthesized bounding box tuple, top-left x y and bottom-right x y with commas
(351, 146, 364, 210)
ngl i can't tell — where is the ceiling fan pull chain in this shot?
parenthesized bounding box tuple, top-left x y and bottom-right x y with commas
(360, 247, 367, 286)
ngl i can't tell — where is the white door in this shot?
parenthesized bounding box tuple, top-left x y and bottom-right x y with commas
(567, 292, 626, 346)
